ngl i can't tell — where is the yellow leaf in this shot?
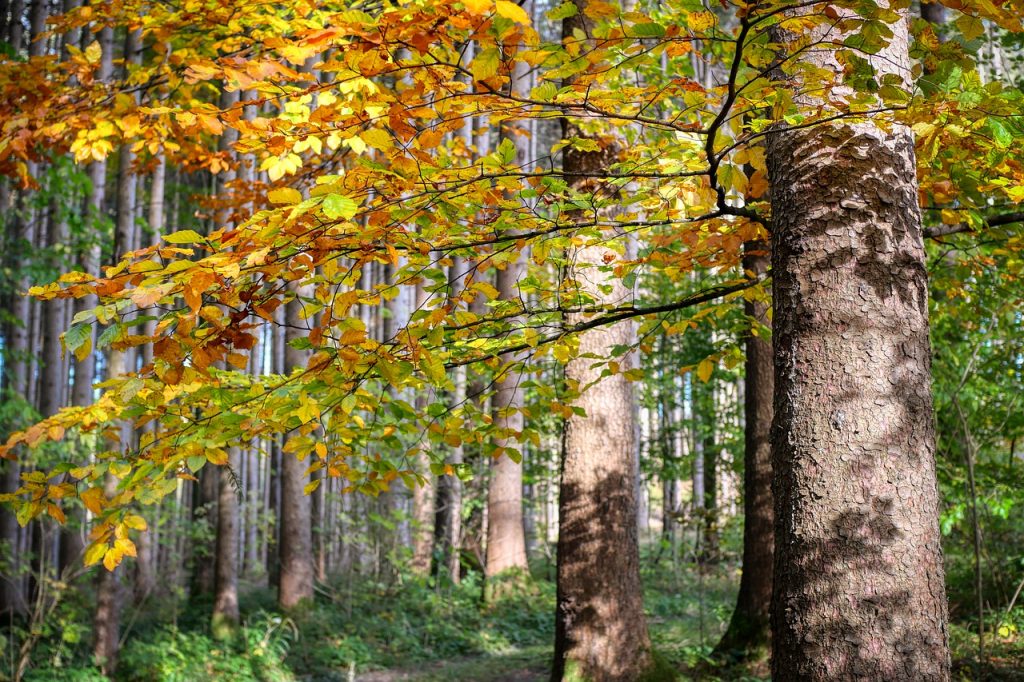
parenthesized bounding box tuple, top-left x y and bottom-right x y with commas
(102, 547, 123, 571)
(464, 0, 492, 14)
(360, 128, 392, 151)
(84, 40, 102, 64)
(123, 514, 147, 531)
(84, 542, 107, 566)
(314, 442, 328, 460)
(114, 537, 137, 558)
(268, 187, 303, 204)
(495, 0, 530, 23)
(697, 358, 714, 382)
(46, 504, 66, 524)
(303, 479, 321, 495)
(80, 487, 105, 515)
(207, 448, 229, 465)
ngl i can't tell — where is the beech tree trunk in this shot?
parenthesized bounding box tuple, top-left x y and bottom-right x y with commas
(552, 3, 651, 675)
(715, 240, 774, 659)
(699, 388, 718, 564)
(212, 447, 240, 634)
(768, 7, 950, 679)
(410, 282, 435, 575)
(553, 238, 651, 679)
(484, 251, 529, 582)
(278, 292, 315, 608)
(485, 77, 530, 582)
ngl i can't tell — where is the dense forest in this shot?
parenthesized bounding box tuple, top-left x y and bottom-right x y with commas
(0, 0, 1022, 679)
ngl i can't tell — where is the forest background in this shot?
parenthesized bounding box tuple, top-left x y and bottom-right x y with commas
(0, 0, 1023, 679)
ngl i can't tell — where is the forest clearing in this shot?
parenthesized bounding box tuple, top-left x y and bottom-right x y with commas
(1, 0, 1023, 679)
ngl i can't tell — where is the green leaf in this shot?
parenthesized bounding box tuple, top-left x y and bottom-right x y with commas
(498, 137, 517, 164)
(530, 81, 558, 102)
(471, 48, 501, 81)
(64, 323, 92, 362)
(323, 194, 358, 220)
(546, 1, 577, 21)
(632, 22, 665, 37)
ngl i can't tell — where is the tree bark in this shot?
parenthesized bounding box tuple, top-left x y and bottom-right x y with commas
(699, 387, 719, 564)
(768, 6, 950, 679)
(552, 3, 652, 676)
(715, 240, 774, 659)
(484, 47, 530, 586)
(212, 447, 241, 634)
(410, 283, 435, 575)
(485, 258, 529, 583)
(278, 292, 315, 608)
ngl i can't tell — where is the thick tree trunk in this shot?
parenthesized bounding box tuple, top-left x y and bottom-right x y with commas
(278, 292, 315, 608)
(552, 4, 651, 673)
(715, 240, 774, 659)
(553, 239, 651, 679)
(768, 7, 950, 679)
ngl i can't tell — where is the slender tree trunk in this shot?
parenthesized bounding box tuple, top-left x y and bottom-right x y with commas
(553, 3, 651, 675)
(484, 47, 530, 586)
(212, 447, 241, 634)
(410, 283, 435, 575)
(768, 6, 950, 679)
(715, 240, 774, 659)
(278, 291, 315, 608)
(93, 354, 128, 675)
(484, 251, 528, 583)
(699, 387, 719, 564)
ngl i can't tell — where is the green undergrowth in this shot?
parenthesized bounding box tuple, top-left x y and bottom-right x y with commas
(7, 547, 1024, 681)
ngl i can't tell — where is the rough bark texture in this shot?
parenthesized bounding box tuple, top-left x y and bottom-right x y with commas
(410, 283, 435, 575)
(699, 390, 719, 564)
(192, 465, 218, 597)
(553, 237, 651, 680)
(485, 256, 529, 581)
(715, 240, 774, 659)
(212, 447, 241, 633)
(768, 8, 950, 679)
(278, 292, 315, 608)
(552, 3, 651, 670)
(93, 353, 129, 675)
(484, 7, 530, 589)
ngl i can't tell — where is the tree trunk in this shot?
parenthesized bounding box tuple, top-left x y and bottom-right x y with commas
(715, 240, 774, 659)
(212, 447, 240, 634)
(192, 465, 218, 597)
(768, 7, 950, 679)
(484, 50, 530, 586)
(552, 3, 651, 674)
(410, 284, 435, 575)
(699, 387, 718, 564)
(278, 292, 315, 608)
(484, 260, 529, 583)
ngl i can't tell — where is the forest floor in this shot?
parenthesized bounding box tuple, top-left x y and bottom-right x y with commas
(9, 540, 1024, 681)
